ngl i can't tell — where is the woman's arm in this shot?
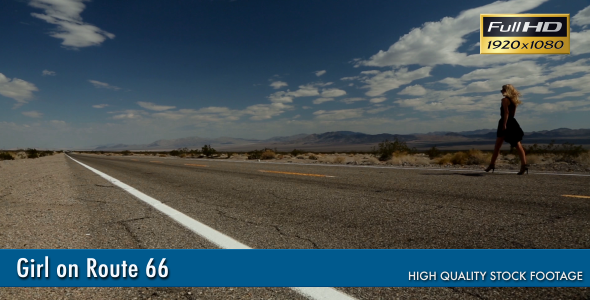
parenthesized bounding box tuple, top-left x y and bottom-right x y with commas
(502, 98, 510, 130)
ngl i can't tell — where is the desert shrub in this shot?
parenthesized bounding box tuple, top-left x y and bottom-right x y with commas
(333, 156, 346, 164)
(121, 150, 132, 156)
(465, 149, 490, 165)
(373, 138, 416, 161)
(291, 149, 305, 156)
(202, 144, 217, 158)
(436, 153, 453, 165)
(159, 154, 167, 157)
(277, 154, 284, 159)
(426, 146, 442, 159)
(15, 152, 27, 159)
(527, 154, 542, 164)
(0, 152, 14, 160)
(578, 152, 590, 166)
(261, 150, 276, 160)
(308, 154, 318, 160)
(26, 148, 39, 159)
(366, 157, 379, 165)
(226, 152, 233, 159)
(39, 151, 54, 157)
(248, 149, 263, 159)
(525, 141, 588, 162)
(450, 152, 469, 165)
(387, 154, 431, 166)
(170, 150, 181, 156)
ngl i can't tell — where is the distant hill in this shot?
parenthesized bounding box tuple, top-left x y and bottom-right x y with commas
(92, 128, 590, 151)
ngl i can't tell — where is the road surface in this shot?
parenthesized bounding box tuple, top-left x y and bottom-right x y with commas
(2, 153, 589, 299)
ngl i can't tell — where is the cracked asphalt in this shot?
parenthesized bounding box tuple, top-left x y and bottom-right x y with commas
(2, 153, 589, 299)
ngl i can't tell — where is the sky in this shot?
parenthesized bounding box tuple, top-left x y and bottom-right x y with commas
(1, 0, 590, 149)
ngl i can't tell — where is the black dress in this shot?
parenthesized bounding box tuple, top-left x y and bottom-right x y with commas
(496, 99, 524, 147)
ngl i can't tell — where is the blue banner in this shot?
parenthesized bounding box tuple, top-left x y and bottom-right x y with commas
(1, 250, 587, 287)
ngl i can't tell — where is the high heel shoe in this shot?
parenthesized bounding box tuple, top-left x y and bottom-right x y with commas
(484, 164, 495, 173)
(517, 164, 529, 175)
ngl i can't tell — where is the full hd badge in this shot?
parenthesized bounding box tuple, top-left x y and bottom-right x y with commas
(480, 14, 570, 54)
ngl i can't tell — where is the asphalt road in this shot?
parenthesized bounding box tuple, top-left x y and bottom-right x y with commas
(65, 153, 590, 299)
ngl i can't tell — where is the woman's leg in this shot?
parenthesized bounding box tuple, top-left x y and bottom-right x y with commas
(490, 137, 504, 165)
(516, 141, 527, 165)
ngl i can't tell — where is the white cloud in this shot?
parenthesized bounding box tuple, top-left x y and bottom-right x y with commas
(268, 84, 320, 103)
(544, 74, 590, 99)
(520, 86, 552, 94)
(315, 70, 327, 77)
(573, 5, 590, 27)
(42, 69, 56, 76)
(369, 97, 387, 104)
(288, 84, 320, 97)
(357, 0, 548, 68)
(89, 80, 121, 90)
(151, 111, 186, 120)
(341, 97, 366, 104)
(313, 97, 334, 104)
(92, 104, 109, 108)
(270, 81, 288, 89)
(361, 67, 432, 97)
(439, 77, 464, 89)
(525, 100, 590, 113)
(111, 110, 145, 120)
(22, 111, 43, 118)
(313, 108, 364, 120)
(398, 84, 427, 96)
(50, 120, 66, 126)
(321, 88, 346, 98)
(366, 106, 393, 114)
(571, 30, 590, 55)
(395, 94, 498, 113)
(29, 0, 115, 48)
(244, 103, 292, 120)
(547, 58, 590, 79)
(432, 60, 589, 99)
(0, 73, 39, 107)
(137, 101, 176, 111)
(268, 91, 294, 103)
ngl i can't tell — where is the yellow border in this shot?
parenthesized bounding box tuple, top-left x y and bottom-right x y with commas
(480, 14, 570, 54)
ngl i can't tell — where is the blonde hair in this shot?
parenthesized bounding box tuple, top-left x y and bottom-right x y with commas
(502, 84, 521, 106)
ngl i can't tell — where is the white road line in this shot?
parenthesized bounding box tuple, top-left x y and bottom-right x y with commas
(67, 155, 356, 300)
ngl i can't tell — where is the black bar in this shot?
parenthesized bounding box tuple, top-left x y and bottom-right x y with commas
(482, 17, 567, 37)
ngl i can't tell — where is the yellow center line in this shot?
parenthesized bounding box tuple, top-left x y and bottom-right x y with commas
(562, 195, 590, 199)
(259, 170, 335, 177)
(185, 164, 208, 167)
(150, 161, 163, 163)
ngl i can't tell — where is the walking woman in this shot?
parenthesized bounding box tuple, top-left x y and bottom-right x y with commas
(485, 84, 528, 175)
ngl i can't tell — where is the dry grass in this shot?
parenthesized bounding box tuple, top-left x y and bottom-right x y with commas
(308, 154, 318, 160)
(261, 150, 276, 160)
(15, 152, 27, 159)
(333, 156, 346, 164)
(387, 154, 431, 166)
(436, 150, 491, 165)
(277, 154, 284, 160)
(527, 154, 542, 165)
(366, 157, 380, 165)
(159, 154, 167, 157)
(578, 152, 590, 166)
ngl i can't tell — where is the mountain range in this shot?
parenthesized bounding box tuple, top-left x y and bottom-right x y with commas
(91, 128, 590, 151)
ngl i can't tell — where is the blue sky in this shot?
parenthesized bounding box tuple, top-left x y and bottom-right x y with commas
(1, 0, 590, 149)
